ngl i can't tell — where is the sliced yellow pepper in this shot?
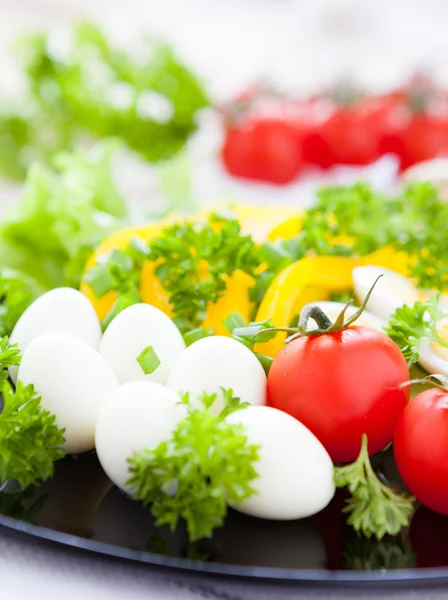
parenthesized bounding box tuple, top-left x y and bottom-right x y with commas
(254, 256, 358, 357)
(80, 219, 255, 332)
(254, 246, 412, 358)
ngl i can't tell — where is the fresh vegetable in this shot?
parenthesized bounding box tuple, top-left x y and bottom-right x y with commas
(0, 336, 66, 489)
(220, 78, 448, 183)
(226, 406, 335, 520)
(0, 22, 209, 179)
(0, 141, 127, 292)
(83, 213, 260, 332)
(221, 118, 303, 184)
(0, 269, 45, 338)
(266, 287, 410, 462)
(334, 435, 415, 539)
(127, 389, 259, 541)
(0, 379, 66, 489)
(9, 287, 102, 383)
(95, 380, 187, 493)
(99, 303, 185, 384)
(394, 378, 448, 515)
(385, 296, 447, 365)
(18, 332, 118, 454)
(166, 336, 266, 414)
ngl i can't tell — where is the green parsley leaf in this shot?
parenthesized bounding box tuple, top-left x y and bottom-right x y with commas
(385, 296, 446, 364)
(127, 389, 259, 541)
(0, 336, 21, 378)
(147, 215, 261, 332)
(137, 346, 161, 375)
(0, 380, 66, 489)
(334, 434, 415, 540)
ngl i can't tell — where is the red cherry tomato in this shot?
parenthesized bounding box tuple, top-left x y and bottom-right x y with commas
(394, 387, 448, 515)
(267, 326, 410, 463)
(321, 97, 399, 166)
(398, 114, 448, 169)
(221, 118, 303, 185)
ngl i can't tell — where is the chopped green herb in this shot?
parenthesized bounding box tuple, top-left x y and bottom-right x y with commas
(183, 327, 214, 347)
(127, 389, 258, 541)
(0, 380, 66, 489)
(137, 346, 161, 375)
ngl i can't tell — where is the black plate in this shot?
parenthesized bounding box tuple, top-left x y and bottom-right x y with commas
(1, 451, 448, 586)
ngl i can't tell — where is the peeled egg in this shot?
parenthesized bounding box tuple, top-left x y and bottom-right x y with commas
(10, 287, 102, 383)
(226, 406, 335, 520)
(166, 336, 266, 414)
(99, 304, 186, 385)
(95, 381, 186, 493)
(305, 301, 386, 332)
(419, 316, 448, 376)
(18, 333, 119, 454)
(352, 266, 422, 321)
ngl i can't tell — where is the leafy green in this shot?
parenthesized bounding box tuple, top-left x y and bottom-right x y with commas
(0, 338, 65, 489)
(280, 181, 448, 292)
(0, 141, 127, 291)
(0, 336, 21, 377)
(334, 435, 415, 540)
(295, 183, 400, 258)
(0, 380, 66, 489)
(149, 215, 260, 331)
(398, 182, 448, 291)
(385, 296, 446, 364)
(127, 390, 259, 542)
(86, 214, 262, 332)
(0, 269, 44, 337)
(0, 21, 209, 179)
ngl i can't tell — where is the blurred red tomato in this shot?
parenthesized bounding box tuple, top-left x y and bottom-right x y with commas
(221, 118, 303, 184)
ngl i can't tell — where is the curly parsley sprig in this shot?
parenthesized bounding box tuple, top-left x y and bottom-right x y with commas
(86, 214, 262, 332)
(334, 435, 415, 540)
(127, 389, 259, 542)
(0, 379, 66, 490)
(0, 337, 66, 489)
(385, 296, 447, 364)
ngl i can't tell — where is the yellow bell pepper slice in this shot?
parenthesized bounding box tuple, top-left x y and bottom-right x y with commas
(359, 245, 411, 277)
(255, 256, 357, 357)
(81, 220, 255, 332)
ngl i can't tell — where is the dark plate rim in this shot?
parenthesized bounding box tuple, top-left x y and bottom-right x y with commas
(2, 513, 448, 585)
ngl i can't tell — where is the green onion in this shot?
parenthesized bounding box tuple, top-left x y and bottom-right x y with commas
(232, 335, 255, 351)
(183, 327, 215, 347)
(102, 288, 141, 331)
(137, 346, 161, 375)
(254, 353, 273, 375)
(84, 266, 116, 298)
(222, 312, 247, 335)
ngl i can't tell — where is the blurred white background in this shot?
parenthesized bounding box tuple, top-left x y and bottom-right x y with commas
(4, 0, 448, 98)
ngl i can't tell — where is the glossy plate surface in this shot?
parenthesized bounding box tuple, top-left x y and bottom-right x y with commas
(1, 451, 448, 586)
